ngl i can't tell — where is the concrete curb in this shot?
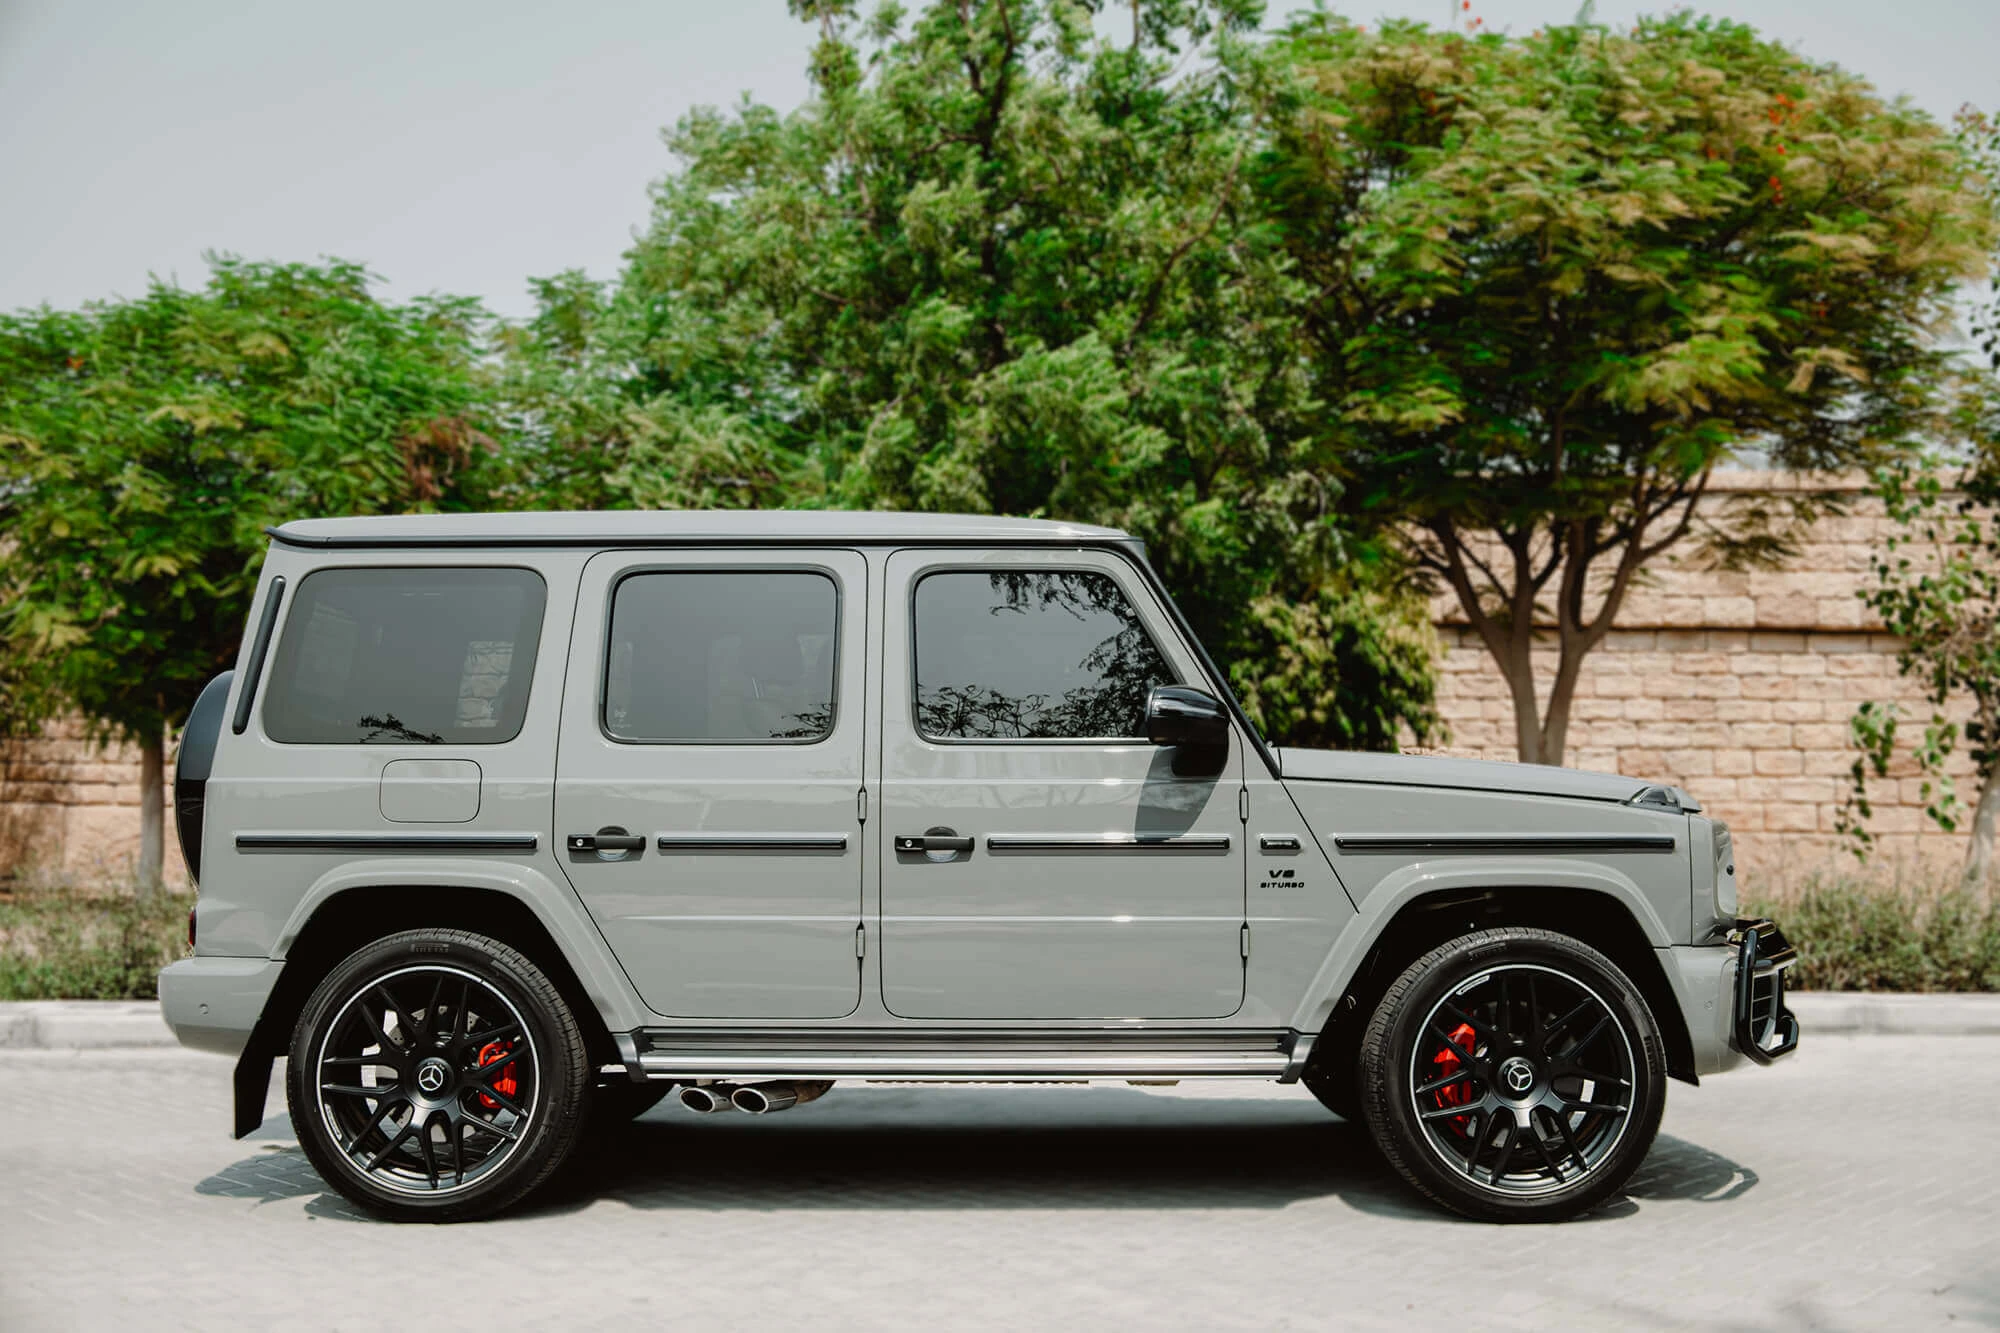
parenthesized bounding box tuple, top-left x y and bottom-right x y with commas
(2, 993, 2000, 1050)
(0, 1000, 174, 1049)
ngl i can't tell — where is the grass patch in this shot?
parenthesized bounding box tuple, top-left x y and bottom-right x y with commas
(1747, 874, 2000, 992)
(0, 876, 191, 1000)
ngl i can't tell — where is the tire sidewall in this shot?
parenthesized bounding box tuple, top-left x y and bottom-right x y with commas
(285, 929, 588, 1221)
(1363, 928, 1667, 1222)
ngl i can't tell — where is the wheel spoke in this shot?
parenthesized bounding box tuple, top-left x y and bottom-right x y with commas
(362, 1120, 415, 1173)
(453, 1117, 468, 1185)
(465, 1020, 524, 1050)
(1543, 997, 1595, 1043)
(468, 1057, 520, 1087)
(320, 1082, 398, 1097)
(469, 1083, 530, 1118)
(1498, 972, 1515, 1041)
(319, 1055, 391, 1068)
(1488, 1122, 1518, 1182)
(341, 1090, 404, 1155)
(1549, 1103, 1590, 1174)
(1526, 1110, 1566, 1184)
(455, 979, 472, 1041)
(1438, 1002, 1496, 1048)
(417, 974, 446, 1043)
(1428, 1021, 1485, 1073)
(1460, 1111, 1486, 1176)
(369, 985, 408, 1052)
(1421, 1101, 1480, 1122)
(1562, 1013, 1613, 1062)
(416, 1113, 441, 1189)
(461, 1108, 522, 1143)
(1415, 1066, 1473, 1098)
(1561, 1097, 1628, 1117)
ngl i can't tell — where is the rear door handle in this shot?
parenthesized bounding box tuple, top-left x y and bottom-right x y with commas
(568, 828, 646, 854)
(894, 829, 975, 855)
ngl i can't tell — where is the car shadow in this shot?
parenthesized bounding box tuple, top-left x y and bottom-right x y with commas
(193, 1086, 1756, 1223)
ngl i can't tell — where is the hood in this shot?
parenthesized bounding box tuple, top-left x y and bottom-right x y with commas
(1274, 748, 1656, 806)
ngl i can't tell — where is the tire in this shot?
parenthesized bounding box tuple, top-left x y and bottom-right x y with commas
(286, 928, 591, 1222)
(1358, 927, 1667, 1222)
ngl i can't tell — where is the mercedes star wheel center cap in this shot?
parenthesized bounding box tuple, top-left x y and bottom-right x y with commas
(1499, 1055, 1536, 1095)
(416, 1058, 452, 1095)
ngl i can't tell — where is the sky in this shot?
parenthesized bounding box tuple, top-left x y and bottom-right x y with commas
(1, 0, 1995, 320)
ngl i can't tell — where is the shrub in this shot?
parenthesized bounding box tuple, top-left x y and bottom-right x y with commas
(1746, 874, 2000, 992)
(0, 875, 191, 1000)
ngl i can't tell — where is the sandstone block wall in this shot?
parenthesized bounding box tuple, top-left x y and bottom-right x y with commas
(1430, 472, 1975, 886)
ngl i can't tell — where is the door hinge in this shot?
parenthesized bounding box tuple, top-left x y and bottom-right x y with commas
(1240, 923, 1251, 959)
(857, 787, 868, 823)
(1238, 787, 1249, 822)
(855, 925, 866, 959)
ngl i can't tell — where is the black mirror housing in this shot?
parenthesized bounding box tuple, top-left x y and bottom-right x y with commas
(1145, 685, 1229, 749)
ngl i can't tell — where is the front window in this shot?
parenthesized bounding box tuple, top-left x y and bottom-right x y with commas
(913, 569, 1175, 741)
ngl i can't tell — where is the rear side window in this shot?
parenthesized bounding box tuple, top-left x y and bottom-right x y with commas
(262, 567, 546, 745)
(913, 569, 1175, 741)
(604, 570, 838, 743)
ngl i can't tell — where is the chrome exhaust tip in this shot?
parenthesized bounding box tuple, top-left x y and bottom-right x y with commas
(678, 1084, 739, 1114)
(730, 1080, 833, 1115)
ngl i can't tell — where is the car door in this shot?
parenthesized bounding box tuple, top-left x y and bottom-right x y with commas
(877, 547, 1246, 1020)
(554, 549, 867, 1019)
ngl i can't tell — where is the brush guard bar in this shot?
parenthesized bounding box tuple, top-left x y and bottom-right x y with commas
(1730, 917, 1801, 1065)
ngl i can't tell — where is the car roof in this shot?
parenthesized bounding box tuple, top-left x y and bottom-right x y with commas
(269, 510, 1134, 549)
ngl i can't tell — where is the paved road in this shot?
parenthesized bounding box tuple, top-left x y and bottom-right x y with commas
(1, 1037, 1994, 1331)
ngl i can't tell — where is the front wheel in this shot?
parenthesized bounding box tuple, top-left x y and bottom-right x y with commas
(286, 928, 591, 1222)
(1358, 927, 1666, 1222)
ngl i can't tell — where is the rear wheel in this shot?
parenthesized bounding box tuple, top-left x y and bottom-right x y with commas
(286, 928, 590, 1222)
(1358, 927, 1666, 1222)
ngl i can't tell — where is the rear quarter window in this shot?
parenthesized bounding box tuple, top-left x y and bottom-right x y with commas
(261, 567, 546, 745)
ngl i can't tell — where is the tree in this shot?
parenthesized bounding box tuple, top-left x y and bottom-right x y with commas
(1841, 108, 2000, 891)
(584, 0, 1437, 749)
(1256, 13, 1998, 765)
(0, 258, 494, 895)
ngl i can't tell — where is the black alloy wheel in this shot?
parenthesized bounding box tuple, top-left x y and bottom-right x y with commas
(286, 929, 590, 1222)
(1359, 927, 1666, 1222)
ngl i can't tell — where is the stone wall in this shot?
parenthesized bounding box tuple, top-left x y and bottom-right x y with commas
(0, 471, 1976, 889)
(1430, 471, 1975, 885)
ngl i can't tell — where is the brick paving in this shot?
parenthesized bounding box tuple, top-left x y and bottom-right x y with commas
(2, 1037, 1996, 1330)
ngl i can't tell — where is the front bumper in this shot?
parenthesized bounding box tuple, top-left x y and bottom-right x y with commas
(1730, 917, 1801, 1064)
(158, 956, 284, 1057)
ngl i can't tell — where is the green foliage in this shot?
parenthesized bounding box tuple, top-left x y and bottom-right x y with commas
(0, 258, 496, 746)
(1256, 12, 1998, 763)
(1841, 108, 2000, 887)
(1229, 582, 1439, 750)
(0, 879, 192, 1001)
(581, 0, 1436, 746)
(1746, 874, 2000, 992)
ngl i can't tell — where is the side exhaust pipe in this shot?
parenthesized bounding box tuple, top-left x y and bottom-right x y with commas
(730, 1080, 834, 1115)
(678, 1084, 740, 1114)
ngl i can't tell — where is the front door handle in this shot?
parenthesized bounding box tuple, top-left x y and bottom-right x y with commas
(894, 828, 975, 855)
(568, 827, 646, 855)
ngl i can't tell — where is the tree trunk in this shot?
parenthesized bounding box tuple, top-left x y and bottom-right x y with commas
(137, 734, 164, 902)
(1965, 763, 2000, 895)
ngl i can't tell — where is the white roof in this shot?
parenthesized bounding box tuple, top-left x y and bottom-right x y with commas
(271, 510, 1133, 548)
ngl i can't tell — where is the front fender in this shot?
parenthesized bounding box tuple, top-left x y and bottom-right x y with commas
(1286, 857, 1674, 1036)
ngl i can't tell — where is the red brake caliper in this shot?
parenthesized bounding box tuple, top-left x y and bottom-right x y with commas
(476, 1041, 518, 1110)
(1431, 1021, 1478, 1132)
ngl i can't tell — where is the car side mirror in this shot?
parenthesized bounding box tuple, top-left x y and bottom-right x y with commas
(1145, 685, 1228, 750)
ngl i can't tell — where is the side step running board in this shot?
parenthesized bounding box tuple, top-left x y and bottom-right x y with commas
(625, 1028, 1301, 1083)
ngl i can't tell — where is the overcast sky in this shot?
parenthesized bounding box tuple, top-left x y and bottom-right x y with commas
(1, 0, 1993, 320)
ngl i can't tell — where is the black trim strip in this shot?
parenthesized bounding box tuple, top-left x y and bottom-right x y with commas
(230, 575, 285, 735)
(235, 832, 539, 853)
(654, 833, 849, 853)
(1331, 833, 1677, 855)
(985, 833, 1232, 854)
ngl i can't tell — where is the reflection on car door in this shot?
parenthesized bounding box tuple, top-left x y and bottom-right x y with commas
(876, 548, 1246, 1020)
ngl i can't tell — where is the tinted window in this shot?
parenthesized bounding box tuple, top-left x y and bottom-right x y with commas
(914, 570, 1175, 740)
(263, 568, 545, 745)
(605, 571, 837, 743)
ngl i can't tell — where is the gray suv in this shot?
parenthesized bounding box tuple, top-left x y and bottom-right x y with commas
(160, 510, 1798, 1222)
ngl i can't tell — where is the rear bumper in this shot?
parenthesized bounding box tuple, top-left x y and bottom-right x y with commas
(158, 956, 283, 1058)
